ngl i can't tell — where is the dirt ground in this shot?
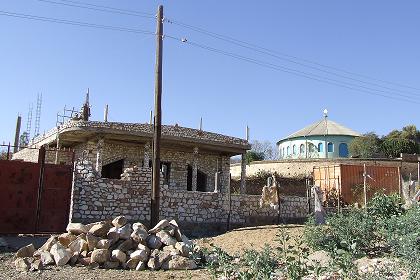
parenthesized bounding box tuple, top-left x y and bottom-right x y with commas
(0, 225, 303, 280)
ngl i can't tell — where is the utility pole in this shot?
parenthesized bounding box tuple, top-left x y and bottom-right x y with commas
(363, 164, 367, 207)
(13, 115, 22, 153)
(151, 5, 163, 228)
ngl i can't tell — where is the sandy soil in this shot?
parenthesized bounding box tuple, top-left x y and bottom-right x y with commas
(196, 224, 304, 255)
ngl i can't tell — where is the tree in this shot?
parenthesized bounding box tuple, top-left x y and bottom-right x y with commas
(349, 132, 382, 158)
(250, 140, 278, 160)
(0, 151, 7, 160)
(381, 136, 418, 158)
(381, 125, 420, 157)
(245, 151, 265, 164)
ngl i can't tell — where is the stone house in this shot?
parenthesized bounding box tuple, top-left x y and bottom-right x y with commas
(14, 119, 251, 193)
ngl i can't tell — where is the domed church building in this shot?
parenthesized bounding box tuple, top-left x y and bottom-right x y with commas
(277, 111, 361, 159)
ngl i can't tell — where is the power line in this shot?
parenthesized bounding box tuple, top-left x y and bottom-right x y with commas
(36, 0, 155, 19)
(2, 9, 418, 104)
(166, 35, 420, 104)
(0, 10, 155, 35)
(167, 19, 420, 97)
(35, 0, 420, 95)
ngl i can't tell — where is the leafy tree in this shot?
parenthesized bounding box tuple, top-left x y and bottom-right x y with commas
(245, 151, 265, 164)
(349, 132, 381, 158)
(381, 125, 420, 157)
(381, 137, 418, 158)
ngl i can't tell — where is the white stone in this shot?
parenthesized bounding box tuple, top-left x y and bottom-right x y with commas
(50, 243, 71, 266)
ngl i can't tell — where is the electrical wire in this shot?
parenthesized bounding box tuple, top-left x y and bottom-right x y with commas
(34, 0, 420, 96)
(36, 0, 155, 19)
(0, 10, 155, 35)
(166, 35, 420, 104)
(1, 8, 419, 104)
(168, 19, 420, 97)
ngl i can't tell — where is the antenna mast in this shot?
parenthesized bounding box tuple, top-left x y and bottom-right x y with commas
(25, 103, 33, 145)
(34, 93, 42, 137)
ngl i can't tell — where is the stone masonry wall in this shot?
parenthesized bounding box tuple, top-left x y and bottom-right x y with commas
(231, 159, 419, 180)
(70, 160, 310, 232)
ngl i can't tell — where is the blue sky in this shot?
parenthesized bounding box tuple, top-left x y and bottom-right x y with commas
(0, 1, 419, 146)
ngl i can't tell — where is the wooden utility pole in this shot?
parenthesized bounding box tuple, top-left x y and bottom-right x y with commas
(151, 5, 163, 228)
(363, 164, 367, 207)
(13, 115, 22, 153)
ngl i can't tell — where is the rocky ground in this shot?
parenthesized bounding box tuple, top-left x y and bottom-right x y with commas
(0, 224, 299, 280)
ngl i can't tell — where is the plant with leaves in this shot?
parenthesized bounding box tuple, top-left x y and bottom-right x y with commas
(276, 226, 313, 279)
(245, 151, 265, 164)
(239, 245, 278, 280)
(349, 132, 382, 158)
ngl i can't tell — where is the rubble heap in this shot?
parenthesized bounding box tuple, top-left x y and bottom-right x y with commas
(14, 217, 198, 272)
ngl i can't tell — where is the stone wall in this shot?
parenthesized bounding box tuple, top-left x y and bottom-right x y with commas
(231, 159, 419, 180)
(70, 160, 310, 233)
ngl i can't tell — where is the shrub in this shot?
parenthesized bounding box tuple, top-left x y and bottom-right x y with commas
(367, 193, 403, 220)
(304, 208, 379, 257)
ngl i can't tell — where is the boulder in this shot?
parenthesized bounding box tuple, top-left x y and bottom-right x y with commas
(163, 245, 181, 256)
(132, 222, 148, 232)
(135, 260, 146, 271)
(89, 221, 112, 238)
(161, 255, 197, 270)
(91, 249, 110, 264)
(118, 224, 132, 240)
(131, 227, 148, 244)
(39, 236, 58, 252)
(111, 249, 127, 264)
(15, 257, 31, 272)
(78, 257, 91, 266)
(70, 252, 80, 266)
(107, 227, 120, 243)
(148, 219, 170, 234)
(30, 259, 44, 271)
(15, 243, 35, 258)
(58, 233, 77, 247)
(96, 239, 112, 250)
(181, 234, 194, 251)
(112, 216, 127, 228)
(68, 237, 88, 254)
(146, 235, 162, 250)
(306, 250, 332, 268)
(130, 248, 150, 262)
(169, 220, 183, 241)
(86, 232, 100, 251)
(104, 261, 120, 269)
(118, 239, 135, 252)
(175, 242, 191, 257)
(50, 243, 71, 266)
(125, 258, 140, 270)
(156, 230, 177, 246)
(40, 251, 55, 266)
(66, 223, 88, 235)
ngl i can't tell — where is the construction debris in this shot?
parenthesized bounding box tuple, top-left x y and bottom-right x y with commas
(14, 217, 197, 272)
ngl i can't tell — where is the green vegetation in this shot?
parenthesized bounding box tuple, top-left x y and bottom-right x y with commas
(200, 193, 418, 279)
(349, 125, 420, 158)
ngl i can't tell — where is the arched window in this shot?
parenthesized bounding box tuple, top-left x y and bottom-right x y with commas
(300, 144, 305, 154)
(309, 143, 315, 153)
(287, 146, 290, 155)
(327, 142, 334, 153)
(318, 143, 324, 153)
(282, 148, 285, 158)
(339, 143, 349, 157)
(292, 145, 296, 155)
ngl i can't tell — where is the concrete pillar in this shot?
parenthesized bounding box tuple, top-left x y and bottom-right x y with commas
(192, 147, 199, 191)
(144, 142, 151, 168)
(240, 153, 247, 194)
(95, 138, 104, 174)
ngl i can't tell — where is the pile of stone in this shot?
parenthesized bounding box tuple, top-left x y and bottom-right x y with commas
(14, 217, 197, 272)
